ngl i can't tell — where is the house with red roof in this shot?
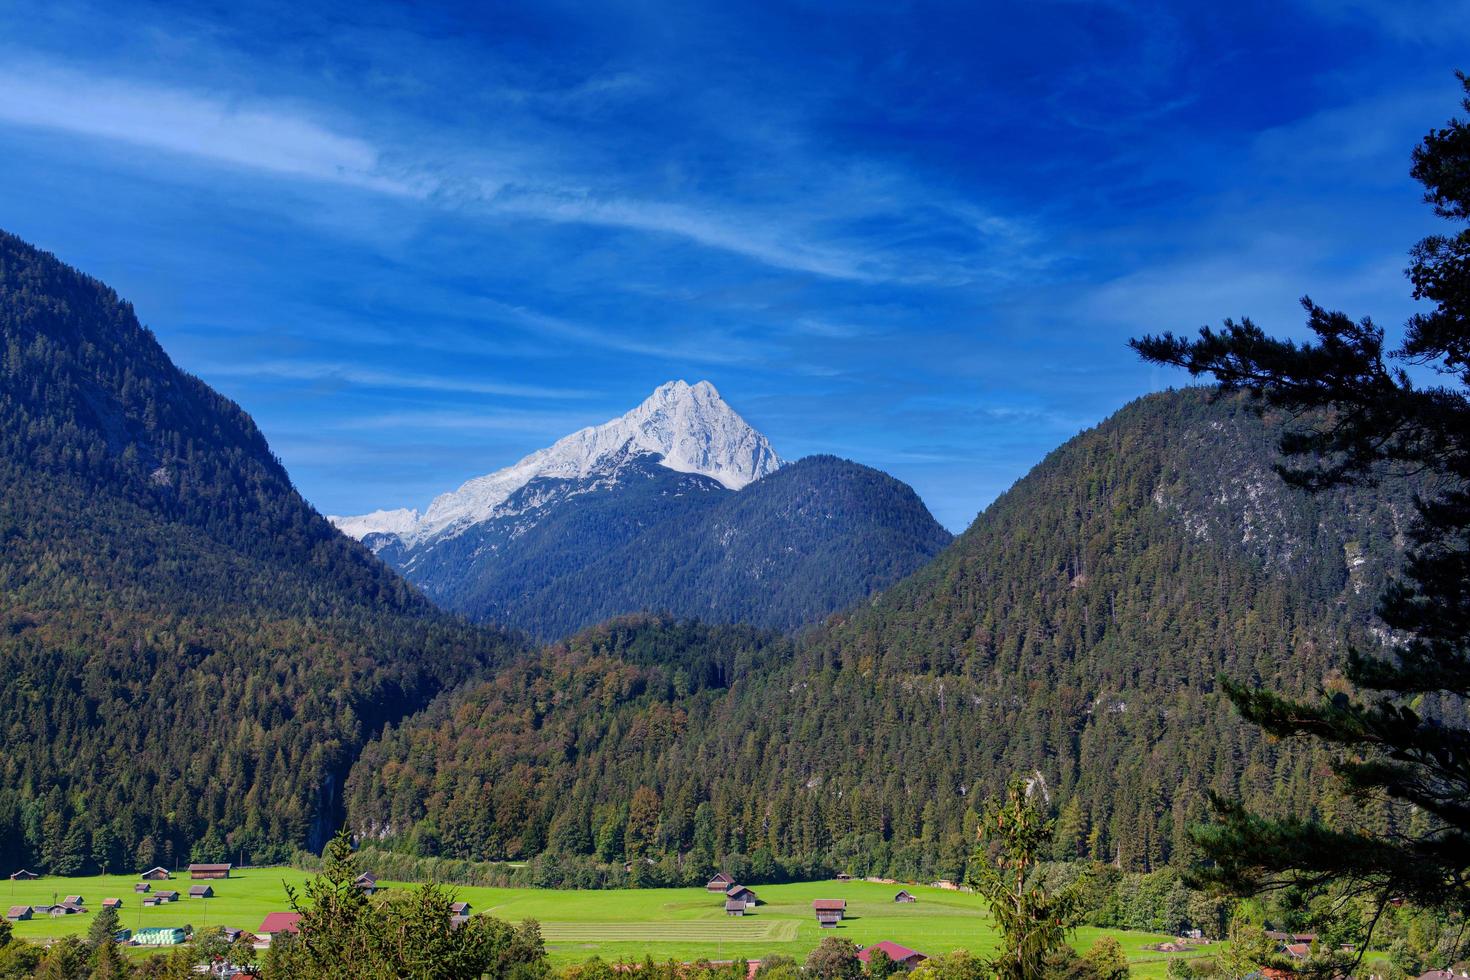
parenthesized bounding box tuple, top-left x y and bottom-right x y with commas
(858, 942, 927, 970)
(256, 912, 302, 946)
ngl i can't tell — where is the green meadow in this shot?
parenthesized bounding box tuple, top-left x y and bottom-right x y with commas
(3, 873, 1219, 977)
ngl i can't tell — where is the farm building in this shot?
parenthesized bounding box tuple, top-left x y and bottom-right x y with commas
(8, 870, 38, 881)
(141, 897, 158, 908)
(189, 863, 232, 879)
(893, 890, 916, 903)
(134, 927, 187, 947)
(812, 899, 847, 920)
(101, 898, 123, 910)
(140, 867, 171, 881)
(134, 883, 151, 894)
(858, 942, 928, 970)
(5, 907, 31, 922)
(835, 873, 852, 881)
(189, 885, 214, 899)
(49, 904, 81, 917)
(450, 914, 470, 929)
(257, 912, 303, 945)
(726, 886, 758, 909)
(706, 872, 735, 892)
(354, 872, 379, 895)
(816, 909, 842, 928)
(450, 902, 472, 916)
(154, 890, 179, 903)
(725, 899, 746, 917)
(63, 895, 84, 906)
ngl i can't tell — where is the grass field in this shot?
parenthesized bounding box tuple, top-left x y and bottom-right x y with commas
(2, 872, 1220, 976)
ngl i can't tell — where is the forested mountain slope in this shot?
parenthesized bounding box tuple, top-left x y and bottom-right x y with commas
(345, 389, 1425, 882)
(0, 230, 522, 874)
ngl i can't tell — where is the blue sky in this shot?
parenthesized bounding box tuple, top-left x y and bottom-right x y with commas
(0, 0, 1465, 531)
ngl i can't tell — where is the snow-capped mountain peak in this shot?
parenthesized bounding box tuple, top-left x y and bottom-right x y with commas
(331, 380, 781, 546)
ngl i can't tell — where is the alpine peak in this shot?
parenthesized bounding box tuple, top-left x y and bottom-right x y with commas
(330, 380, 781, 545)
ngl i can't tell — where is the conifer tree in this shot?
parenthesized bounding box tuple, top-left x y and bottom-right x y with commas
(1132, 72, 1470, 923)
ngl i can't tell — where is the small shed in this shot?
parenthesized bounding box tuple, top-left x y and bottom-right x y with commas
(101, 898, 123, 910)
(893, 890, 917, 903)
(189, 885, 214, 899)
(5, 906, 31, 922)
(813, 899, 847, 921)
(141, 896, 159, 907)
(816, 909, 842, 928)
(726, 886, 758, 909)
(49, 904, 80, 917)
(134, 883, 152, 894)
(140, 867, 171, 881)
(450, 902, 472, 916)
(725, 898, 746, 917)
(63, 895, 84, 906)
(154, 890, 179, 903)
(188, 863, 232, 879)
(858, 942, 928, 970)
(450, 914, 470, 929)
(8, 870, 38, 881)
(706, 872, 735, 892)
(354, 872, 379, 895)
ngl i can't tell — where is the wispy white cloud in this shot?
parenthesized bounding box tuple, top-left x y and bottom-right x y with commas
(0, 62, 424, 195)
(0, 57, 1045, 285)
(198, 358, 592, 399)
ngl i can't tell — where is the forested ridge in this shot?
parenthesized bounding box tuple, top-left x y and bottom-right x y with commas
(378, 452, 953, 640)
(0, 229, 523, 876)
(346, 388, 1441, 884)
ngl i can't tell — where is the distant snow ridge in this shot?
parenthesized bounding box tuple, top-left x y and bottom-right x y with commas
(329, 380, 781, 547)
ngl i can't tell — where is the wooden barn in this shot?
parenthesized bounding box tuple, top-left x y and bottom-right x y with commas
(154, 890, 180, 903)
(726, 886, 758, 909)
(5, 907, 31, 922)
(134, 883, 151, 894)
(725, 898, 746, 917)
(140, 867, 171, 881)
(706, 872, 735, 892)
(354, 872, 379, 895)
(188, 863, 232, 880)
(812, 899, 847, 921)
(816, 909, 842, 928)
(189, 885, 214, 899)
(893, 890, 917, 903)
(8, 870, 38, 881)
(101, 898, 123, 910)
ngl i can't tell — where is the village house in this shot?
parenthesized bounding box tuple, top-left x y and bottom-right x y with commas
(8, 870, 38, 881)
(893, 890, 916, 903)
(257, 912, 303, 947)
(705, 872, 735, 892)
(188, 863, 232, 879)
(725, 886, 757, 909)
(140, 867, 171, 881)
(5, 907, 31, 922)
(189, 885, 214, 899)
(725, 898, 746, 917)
(857, 942, 927, 971)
